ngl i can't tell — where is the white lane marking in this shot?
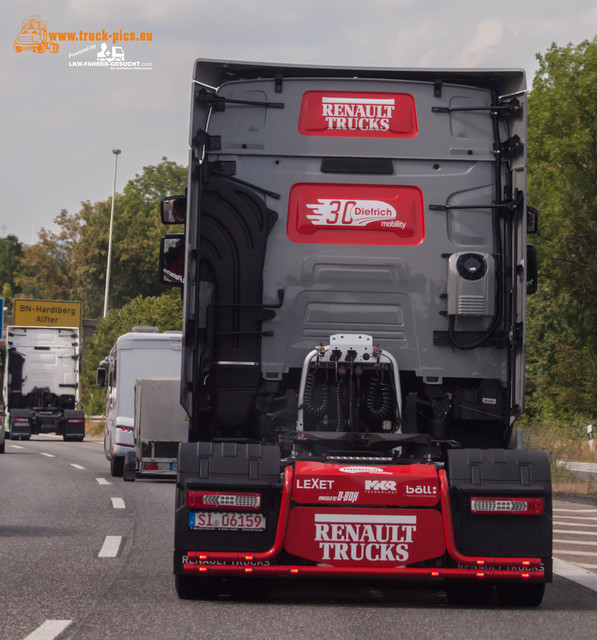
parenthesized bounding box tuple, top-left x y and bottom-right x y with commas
(40, 453, 55, 458)
(111, 497, 125, 509)
(10, 444, 24, 449)
(98, 535, 122, 558)
(23, 619, 72, 640)
(96, 478, 111, 485)
(553, 538, 597, 547)
(577, 562, 597, 569)
(70, 463, 85, 470)
(554, 508, 597, 514)
(554, 549, 597, 557)
(553, 528, 597, 536)
(554, 520, 597, 528)
(554, 557, 597, 593)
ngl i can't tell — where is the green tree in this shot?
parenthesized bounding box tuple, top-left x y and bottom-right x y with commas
(74, 157, 187, 316)
(15, 210, 83, 302)
(526, 38, 597, 424)
(0, 234, 24, 299)
(13, 157, 186, 318)
(81, 290, 183, 414)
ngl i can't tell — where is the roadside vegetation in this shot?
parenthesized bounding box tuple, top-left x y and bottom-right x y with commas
(1, 41, 596, 482)
(521, 38, 597, 486)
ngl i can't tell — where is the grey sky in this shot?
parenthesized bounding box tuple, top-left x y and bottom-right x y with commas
(3, 0, 597, 244)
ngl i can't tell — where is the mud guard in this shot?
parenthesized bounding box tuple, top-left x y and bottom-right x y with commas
(446, 448, 552, 580)
(9, 408, 32, 439)
(174, 441, 282, 573)
(63, 409, 85, 441)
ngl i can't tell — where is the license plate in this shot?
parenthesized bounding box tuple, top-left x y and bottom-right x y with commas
(188, 511, 266, 531)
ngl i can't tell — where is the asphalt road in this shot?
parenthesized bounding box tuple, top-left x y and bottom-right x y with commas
(1, 436, 597, 640)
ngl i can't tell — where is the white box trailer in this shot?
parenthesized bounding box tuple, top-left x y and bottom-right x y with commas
(123, 376, 187, 480)
(97, 328, 183, 476)
(1, 326, 84, 449)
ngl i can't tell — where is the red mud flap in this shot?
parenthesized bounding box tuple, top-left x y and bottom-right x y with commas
(183, 465, 545, 582)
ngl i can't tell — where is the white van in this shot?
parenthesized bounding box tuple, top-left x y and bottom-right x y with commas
(97, 327, 182, 476)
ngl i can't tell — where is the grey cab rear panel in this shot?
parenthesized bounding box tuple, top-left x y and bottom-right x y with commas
(182, 60, 528, 449)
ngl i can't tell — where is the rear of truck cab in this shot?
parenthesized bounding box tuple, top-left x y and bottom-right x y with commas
(170, 60, 550, 605)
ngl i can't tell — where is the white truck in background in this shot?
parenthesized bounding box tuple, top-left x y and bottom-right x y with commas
(1, 325, 85, 448)
(97, 327, 182, 476)
(122, 376, 187, 481)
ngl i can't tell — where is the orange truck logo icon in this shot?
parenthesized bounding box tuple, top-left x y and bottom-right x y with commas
(14, 14, 59, 53)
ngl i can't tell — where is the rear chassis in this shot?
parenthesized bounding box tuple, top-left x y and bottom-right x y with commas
(7, 407, 85, 441)
(174, 441, 551, 603)
(124, 440, 179, 481)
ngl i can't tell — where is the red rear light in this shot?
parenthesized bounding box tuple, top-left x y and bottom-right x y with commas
(470, 497, 544, 515)
(68, 419, 85, 424)
(144, 463, 158, 470)
(13, 418, 29, 424)
(187, 490, 261, 511)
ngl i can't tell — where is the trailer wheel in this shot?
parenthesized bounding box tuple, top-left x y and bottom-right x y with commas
(496, 582, 545, 607)
(175, 575, 217, 600)
(0, 441, 4, 454)
(110, 455, 124, 477)
(445, 581, 493, 606)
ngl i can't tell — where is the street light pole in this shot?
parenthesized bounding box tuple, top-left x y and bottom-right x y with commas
(103, 149, 121, 317)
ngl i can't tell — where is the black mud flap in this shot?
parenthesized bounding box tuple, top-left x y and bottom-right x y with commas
(63, 410, 85, 441)
(447, 448, 552, 580)
(174, 442, 282, 574)
(10, 409, 32, 439)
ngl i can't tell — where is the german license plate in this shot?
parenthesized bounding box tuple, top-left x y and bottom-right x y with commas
(188, 511, 266, 531)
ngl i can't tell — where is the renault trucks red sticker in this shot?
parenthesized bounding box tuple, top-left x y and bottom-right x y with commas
(284, 508, 445, 566)
(298, 91, 417, 138)
(287, 183, 424, 245)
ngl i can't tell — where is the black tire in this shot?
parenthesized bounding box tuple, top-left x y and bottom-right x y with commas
(496, 582, 545, 607)
(445, 581, 494, 606)
(175, 575, 217, 600)
(110, 455, 124, 477)
(0, 441, 5, 454)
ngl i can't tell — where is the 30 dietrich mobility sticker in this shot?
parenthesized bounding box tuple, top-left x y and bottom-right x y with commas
(287, 183, 424, 246)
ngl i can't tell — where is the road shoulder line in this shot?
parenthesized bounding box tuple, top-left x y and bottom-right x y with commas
(23, 619, 72, 640)
(554, 557, 597, 593)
